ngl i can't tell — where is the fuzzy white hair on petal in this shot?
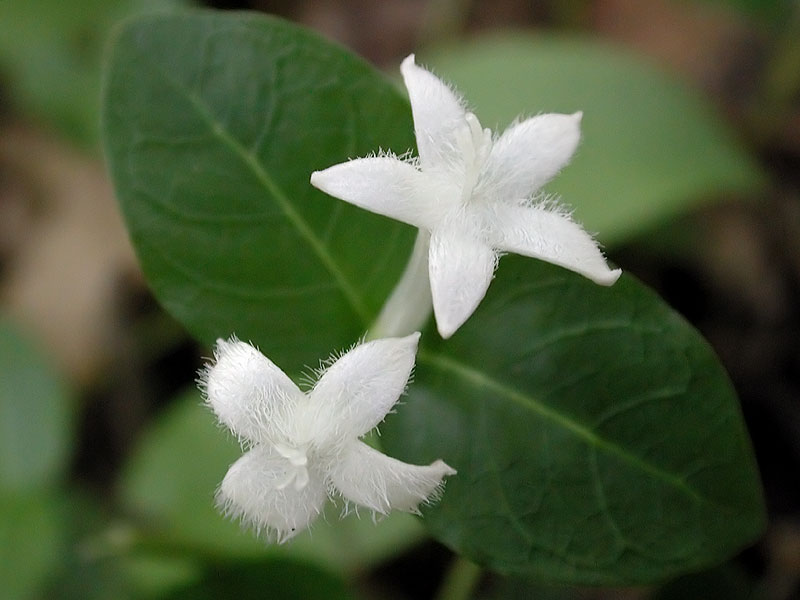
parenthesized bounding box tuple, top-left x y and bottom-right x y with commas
(200, 333, 456, 542)
(310, 55, 620, 338)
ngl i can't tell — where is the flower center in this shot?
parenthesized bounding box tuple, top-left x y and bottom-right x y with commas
(273, 442, 310, 491)
(455, 112, 492, 204)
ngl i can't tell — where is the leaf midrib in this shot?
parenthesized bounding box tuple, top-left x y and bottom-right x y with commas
(419, 349, 709, 505)
(134, 44, 372, 325)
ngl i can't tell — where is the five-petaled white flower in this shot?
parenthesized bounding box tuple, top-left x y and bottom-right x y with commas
(311, 54, 621, 338)
(200, 332, 455, 542)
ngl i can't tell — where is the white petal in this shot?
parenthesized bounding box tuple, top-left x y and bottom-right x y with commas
(301, 333, 420, 448)
(477, 112, 582, 201)
(489, 203, 621, 285)
(310, 156, 441, 230)
(200, 338, 302, 445)
(400, 54, 468, 171)
(329, 441, 456, 514)
(217, 446, 327, 543)
(429, 220, 498, 338)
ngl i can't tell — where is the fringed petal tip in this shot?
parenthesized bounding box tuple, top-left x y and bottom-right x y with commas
(392, 459, 457, 516)
(311, 331, 420, 393)
(196, 335, 247, 408)
(329, 442, 457, 517)
(216, 448, 329, 544)
(305, 331, 423, 445)
(429, 225, 498, 339)
(215, 488, 308, 544)
(400, 54, 426, 82)
(435, 315, 465, 340)
(412, 458, 456, 501)
(310, 157, 435, 229)
(197, 336, 234, 389)
(200, 336, 302, 445)
(309, 168, 334, 197)
(592, 266, 622, 287)
(480, 111, 584, 202)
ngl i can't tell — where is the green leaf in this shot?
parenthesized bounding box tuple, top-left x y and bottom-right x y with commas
(0, 493, 64, 600)
(102, 11, 416, 373)
(421, 35, 765, 243)
(121, 391, 425, 572)
(0, 320, 72, 493)
(382, 258, 765, 584)
(164, 557, 356, 600)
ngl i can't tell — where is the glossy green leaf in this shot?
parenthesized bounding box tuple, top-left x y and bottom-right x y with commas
(102, 11, 416, 374)
(383, 259, 765, 584)
(121, 391, 425, 572)
(0, 320, 72, 493)
(422, 35, 765, 243)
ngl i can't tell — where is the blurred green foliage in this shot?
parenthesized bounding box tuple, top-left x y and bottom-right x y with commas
(0, 320, 72, 491)
(0, 0, 188, 146)
(0, 320, 71, 600)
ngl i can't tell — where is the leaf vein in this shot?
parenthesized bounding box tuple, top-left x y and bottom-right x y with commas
(419, 350, 708, 505)
(141, 52, 371, 325)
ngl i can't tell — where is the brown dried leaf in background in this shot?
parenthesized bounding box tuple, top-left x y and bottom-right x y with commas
(0, 125, 137, 385)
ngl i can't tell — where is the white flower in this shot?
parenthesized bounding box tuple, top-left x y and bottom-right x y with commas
(199, 332, 455, 543)
(311, 54, 621, 338)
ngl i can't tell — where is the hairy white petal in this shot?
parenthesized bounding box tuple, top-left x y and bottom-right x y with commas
(200, 338, 302, 445)
(217, 446, 327, 543)
(311, 156, 440, 229)
(330, 441, 456, 514)
(489, 203, 621, 285)
(429, 221, 498, 338)
(478, 112, 582, 201)
(400, 54, 468, 172)
(303, 333, 420, 446)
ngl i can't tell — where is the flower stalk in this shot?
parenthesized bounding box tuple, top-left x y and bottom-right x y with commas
(368, 229, 433, 339)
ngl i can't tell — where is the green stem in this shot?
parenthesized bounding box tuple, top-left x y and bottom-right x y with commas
(367, 229, 433, 339)
(434, 556, 483, 600)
